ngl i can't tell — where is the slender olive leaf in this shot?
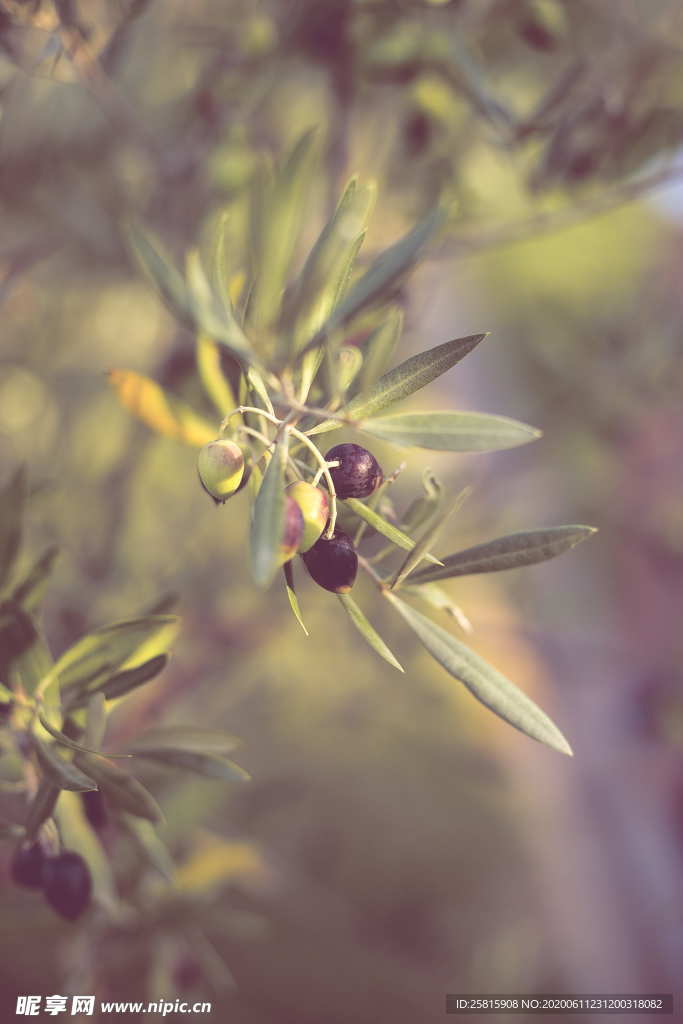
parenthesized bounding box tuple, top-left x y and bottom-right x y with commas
(386, 594, 572, 756)
(109, 369, 216, 447)
(210, 209, 237, 319)
(298, 345, 325, 403)
(290, 178, 375, 348)
(337, 594, 404, 672)
(342, 498, 442, 566)
(55, 615, 178, 697)
(0, 466, 26, 590)
(337, 346, 364, 396)
(301, 205, 446, 354)
(53, 790, 117, 908)
(132, 749, 250, 782)
(0, 681, 13, 702)
(401, 582, 473, 632)
(75, 753, 163, 824)
(246, 366, 275, 414)
(284, 561, 309, 636)
(391, 487, 471, 590)
(127, 726, 240, 757)
(308, 334, 487, 437)
(358, 308, 404, 396)
(34, 740, 99, 792)
(449, 37, 514, 134)
(250, 430, 289, 587)
(11, 545, 59, 612)
(24, 778, 60, 840)
(141, 593, 179, 615)
(185, 249, 255, 366)
(196, 334, 237, 416)
(66, 654, 169, 708)
(407, 525, 598, 584)
(359, 411, 542, 451)
(37, 713, 132, 759)
(83, 693, 107, 750)
(247, 129, 318, 330)
(126, 221, 194, 327)
(120, 815, 175, 882)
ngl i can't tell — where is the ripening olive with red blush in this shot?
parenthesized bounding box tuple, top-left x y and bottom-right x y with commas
(323, 444, 383, 499)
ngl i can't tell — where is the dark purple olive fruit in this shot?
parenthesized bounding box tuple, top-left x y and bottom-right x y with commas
(81, 789, 107, 831)
(42, 851, 92, 922)
(302, 528, 358, 593)
(11, 841, 46, 889)
(323, 443, 383, 499)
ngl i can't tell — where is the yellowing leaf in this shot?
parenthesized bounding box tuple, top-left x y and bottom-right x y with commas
(109, 369, 216, 447)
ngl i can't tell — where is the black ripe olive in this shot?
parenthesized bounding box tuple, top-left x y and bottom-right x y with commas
(11, 841, 46, 889)
(302, 528, 358, 593)
(81, 789, 108, 831)
(42, 851, 92, 922)
(324, 443, 383, 499)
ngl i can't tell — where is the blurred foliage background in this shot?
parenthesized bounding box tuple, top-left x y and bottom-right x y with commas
(2, 0, 683, 1019)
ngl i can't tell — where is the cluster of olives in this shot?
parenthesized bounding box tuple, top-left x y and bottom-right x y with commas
(198, 439, 384, 594)
(11, 841, 92, 922)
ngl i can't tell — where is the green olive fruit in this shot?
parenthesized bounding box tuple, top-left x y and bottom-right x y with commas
(197, 439, 248, 504)
(301, 528, 358, 593)
(323, 443, 383, 499)
(286, 482, 329, 552)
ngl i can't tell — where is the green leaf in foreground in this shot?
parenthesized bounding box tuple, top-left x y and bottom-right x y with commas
(250, 431, 289, 587)
(359, 411, 541, 451)
(386, 594, 572, 756)
(127, 726, 240, 757)
(66, 654, 169, 708)
(337, 593, 404, 672)
(11, 545, 59, 612)
(126, 221, 193, 327)
(24, 778, 60, 839)
(131, 749, 250, 782)
(408, 525, 598, 584)
(343, 498, 441, 566)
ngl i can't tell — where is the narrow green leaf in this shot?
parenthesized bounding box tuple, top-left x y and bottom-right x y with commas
(186, 249, 255, 366)
(386, 594, 572, 756)
(337, 594, 404, 672)
(343, 498, 441, 566)
(360, 411, 541, 451)
(298, 345, 325, 403)
(305, 205, 445, 347)
(132, 749, 250, 782)
(408, 525, 598, 584)
(34, 740, 99, 792)
(0, 681, 13, 702)
(210, 209, 237, 319)
(336, 345, 364, 395)
(75, 753, 163, 824)
(247, 129, 318, 330)
(250, 431, 289, 587)
(126, 221, 194, 326)
(37, 713, 130, 759)
(347, 333, 487, 421)
(55, 615, 178, 697)
(82, 653, 168, 706)
(24, 778, 60, 840)
(196, 334, 237, 416)
(401, 468, 444, 535)
(127, 726, 240, 757)
(290, 177, 375, 348)
(284, 561, 309, 636)
(358, 308, 404, 395)
(0, 467, 26, 590)
(11, 545, 59, 612)
(391, 487, 471, 590)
